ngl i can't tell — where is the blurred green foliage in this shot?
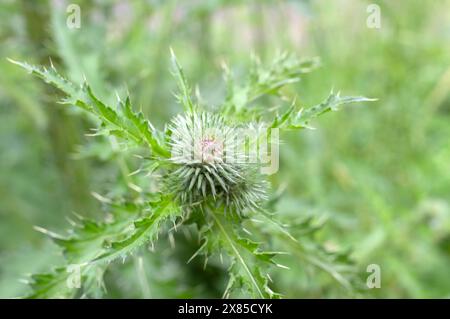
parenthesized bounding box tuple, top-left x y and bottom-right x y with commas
(0, 0, 449, 298)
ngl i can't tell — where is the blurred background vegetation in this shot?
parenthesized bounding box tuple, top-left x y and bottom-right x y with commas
(0, 0, 449, 298)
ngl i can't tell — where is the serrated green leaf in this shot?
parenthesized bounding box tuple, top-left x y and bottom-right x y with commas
(9, 59, 169, 157)
(222, 52, 320, 116)
(256, 211, 358, 292)
(121, 96, 171, 157)
(170, 49, 196, 113)
(7, 58, 79, 99)
(93, 199, 181, 264)
(209, 212, 279, 298)
(272, 91, 376, 129)
(26, 267, 73, 299)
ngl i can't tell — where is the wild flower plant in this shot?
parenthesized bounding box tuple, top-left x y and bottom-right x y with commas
(9, 50, 374, 298)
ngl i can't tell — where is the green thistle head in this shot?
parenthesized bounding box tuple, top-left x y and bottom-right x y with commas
(165, 112, 268, 214)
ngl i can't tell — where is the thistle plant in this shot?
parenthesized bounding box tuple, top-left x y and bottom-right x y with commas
(9, 51, 374, 298)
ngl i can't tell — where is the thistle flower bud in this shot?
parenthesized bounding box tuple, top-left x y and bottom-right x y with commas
(165, 112, 267, 214)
